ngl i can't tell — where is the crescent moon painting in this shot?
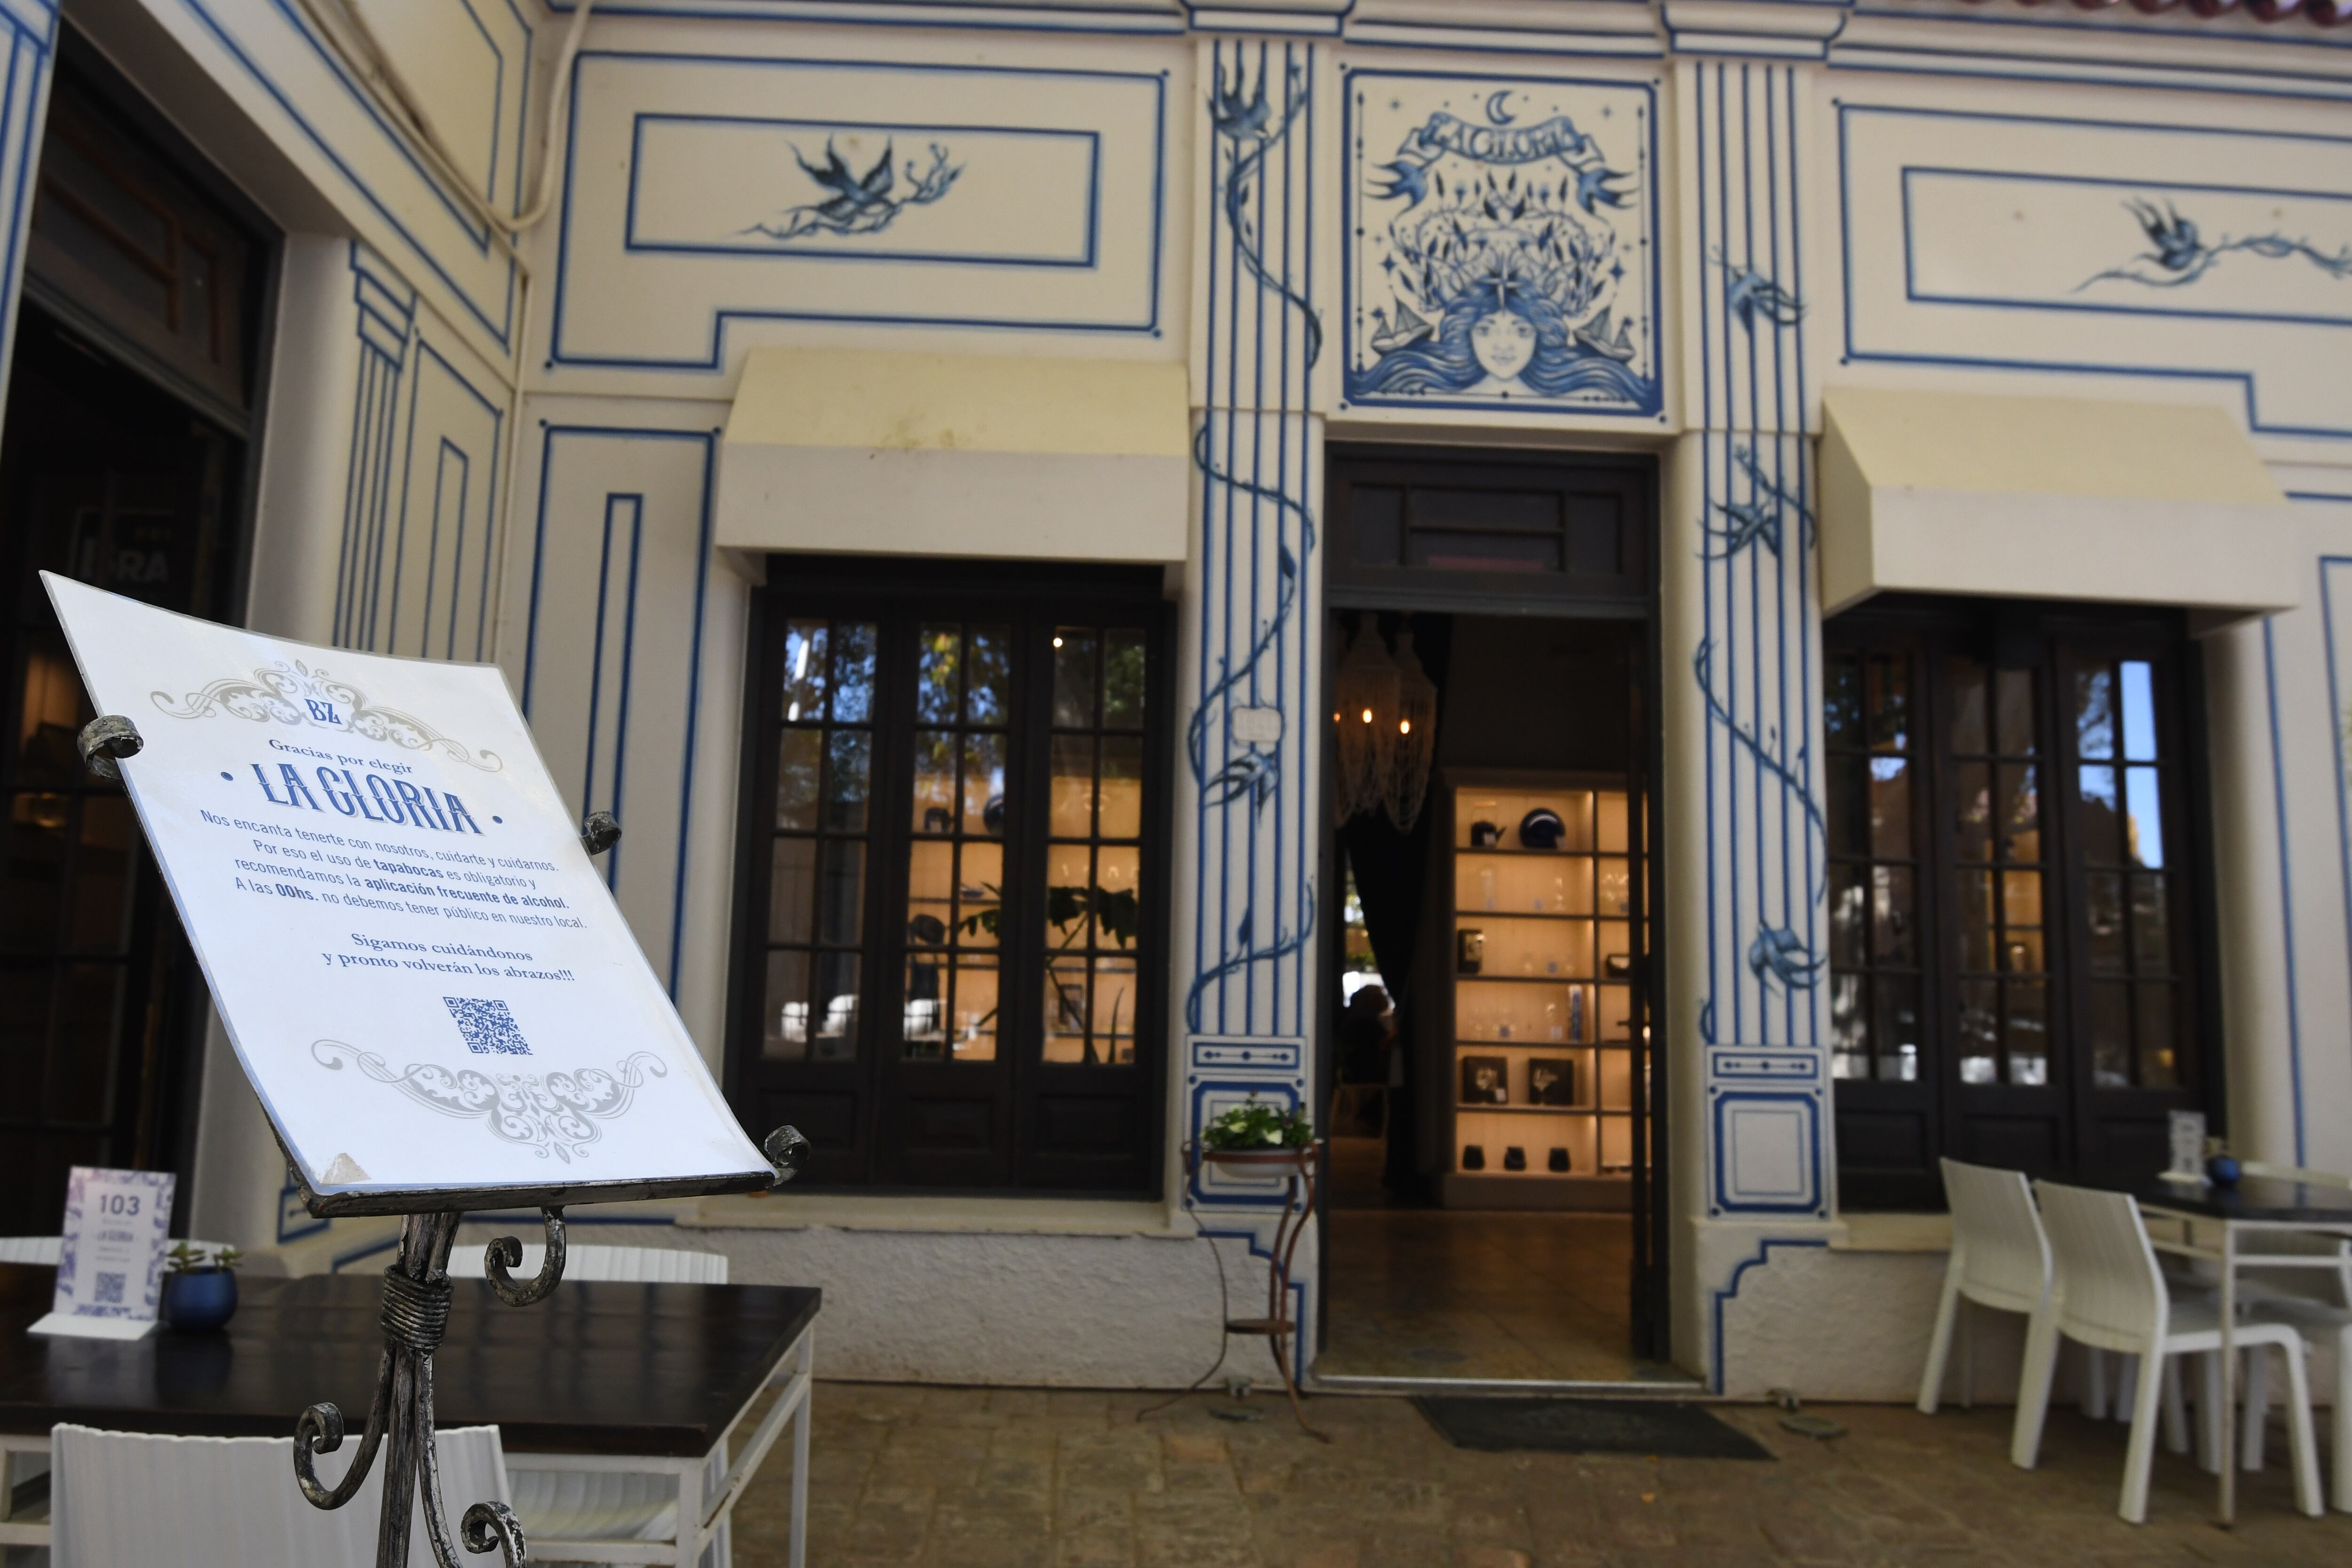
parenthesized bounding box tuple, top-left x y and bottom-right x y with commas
(1485, 90, 1516, 126)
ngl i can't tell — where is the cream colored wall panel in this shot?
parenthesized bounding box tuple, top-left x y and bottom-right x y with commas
(100, 0, 532, 369)
(538, 34, 1185, 398)
(500, 398, 736, 1059)
(1828, 72, 2352, 455)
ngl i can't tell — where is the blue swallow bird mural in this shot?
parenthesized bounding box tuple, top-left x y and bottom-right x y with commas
(2078, 196, 2352, 291)
(743, 138, 961, 243)
(1574, 162, 1635, 215)
(1702, 445, 1816, 560)
(1748, 924, 1824, 992)
(1717, 250, 1804, 331)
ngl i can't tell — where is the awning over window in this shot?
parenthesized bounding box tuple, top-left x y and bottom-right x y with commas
(1819, 386, 2297, 627)
(715, 348, 1190, 564)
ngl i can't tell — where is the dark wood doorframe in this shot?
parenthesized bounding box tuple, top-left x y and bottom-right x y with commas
(1315, 443, 1669, 1369)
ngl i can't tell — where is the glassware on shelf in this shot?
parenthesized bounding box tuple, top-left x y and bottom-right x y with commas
(1479, 866, 1496, 911)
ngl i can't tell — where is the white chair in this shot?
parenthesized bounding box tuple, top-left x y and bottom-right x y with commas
(445, 1242, 727, 1285)
(1918, 1159, 2052, 1437)
(2225, 1162, 2352, 1512)
(2016, 1180, 2322, 1522)
(50, 1421, 509, 1567)
(448, 1238, 745, 1564)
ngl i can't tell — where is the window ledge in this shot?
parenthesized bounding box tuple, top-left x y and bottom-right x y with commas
(1830, 1212, 1953, 1253)
(681, 1193, 1195, 1239)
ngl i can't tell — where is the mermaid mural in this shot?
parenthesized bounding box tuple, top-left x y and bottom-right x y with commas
(1347, 79, 1660, 416)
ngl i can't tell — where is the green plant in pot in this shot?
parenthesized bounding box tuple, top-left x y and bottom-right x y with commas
(161, 1241, 242, 1332)
(1200, 1097, 1313, 1153)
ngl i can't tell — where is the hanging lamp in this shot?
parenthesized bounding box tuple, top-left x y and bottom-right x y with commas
(1332, 620, 1400, 824)
(1387, 624, 1438, 831)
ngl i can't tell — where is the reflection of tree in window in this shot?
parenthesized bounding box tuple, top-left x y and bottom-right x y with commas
(2077, 658, 2182, 1090)
(764, 620, 875, 1064)
(1826, 650, 1922, 1084)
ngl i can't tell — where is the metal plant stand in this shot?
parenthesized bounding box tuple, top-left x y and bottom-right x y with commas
(1197, 1143, 1327, 1441)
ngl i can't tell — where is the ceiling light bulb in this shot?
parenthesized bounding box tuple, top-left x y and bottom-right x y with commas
(1052, 636, 1064, 648)
(1398, 719, 1411, 735)
(1360, 708, 1374, 724)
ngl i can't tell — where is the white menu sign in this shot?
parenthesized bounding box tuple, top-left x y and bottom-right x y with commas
(31, 1166, 176, 1340)
(44, 574, 771, 1209)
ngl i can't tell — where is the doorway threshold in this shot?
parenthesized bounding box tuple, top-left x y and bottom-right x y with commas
(1308, 1371, 1708, 1399)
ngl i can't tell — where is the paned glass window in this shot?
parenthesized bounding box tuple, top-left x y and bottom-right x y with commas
(1826, 653, 1921, 1083)
(1823, 607, 2210, 1209)
(763, 620, 874, 1064)
(735, 569, 1168, 1192)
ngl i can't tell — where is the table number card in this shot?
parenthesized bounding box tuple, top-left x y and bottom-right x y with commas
(29, 1166, 176, 1340)
(2161, 1108, 2209, 1186)
(41, 574, 772, 1213)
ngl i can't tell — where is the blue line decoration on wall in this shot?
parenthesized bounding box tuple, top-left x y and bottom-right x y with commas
(743, 137, 962, 243)
(1692, 62, 1831, 1238)
(1210, 53, 1321, 368)
(1186, 40, 1318, 1039)
(2078, 197, 2352, 291)
(1343, 70, 1661, 418)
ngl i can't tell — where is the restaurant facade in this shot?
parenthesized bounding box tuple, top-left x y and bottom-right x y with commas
(5, 0, 2351, 1400)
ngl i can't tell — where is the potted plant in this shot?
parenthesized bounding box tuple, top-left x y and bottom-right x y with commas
(161, 1241, 243, 1332)
(1197, 1097, 1315, 1166)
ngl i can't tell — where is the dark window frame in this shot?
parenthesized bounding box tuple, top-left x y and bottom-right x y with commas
(726, 557, 1175, 1195)
(1826, 597, 2220, 1210)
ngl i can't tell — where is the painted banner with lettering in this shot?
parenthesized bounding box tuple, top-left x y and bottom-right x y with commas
(43, 573, 770, 1207)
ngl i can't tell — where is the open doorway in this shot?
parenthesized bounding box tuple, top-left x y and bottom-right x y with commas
(1313, 449, 1671, 1386)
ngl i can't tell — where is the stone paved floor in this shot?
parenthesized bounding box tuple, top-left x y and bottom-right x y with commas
(726, 1381, 2352, 1567)
(1317, 1211, 1651, 1384)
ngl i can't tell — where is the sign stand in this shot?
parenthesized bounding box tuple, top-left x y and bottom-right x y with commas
(75, 712, 810, 1568)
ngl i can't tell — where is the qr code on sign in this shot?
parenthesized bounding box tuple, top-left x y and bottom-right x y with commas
(94, 1271, 126, 1305)
(444, 997, 531, 1057)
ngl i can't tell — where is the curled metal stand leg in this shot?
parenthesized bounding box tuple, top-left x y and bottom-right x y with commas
(295, 1208, 566, 1567)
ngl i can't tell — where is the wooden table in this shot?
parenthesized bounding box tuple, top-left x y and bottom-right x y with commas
(2136, 1177, 2352, 1527)
(0, 1263, 820, 1565)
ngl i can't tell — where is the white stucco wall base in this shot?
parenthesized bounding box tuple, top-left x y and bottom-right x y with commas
(444, 1218, 1276, 1389)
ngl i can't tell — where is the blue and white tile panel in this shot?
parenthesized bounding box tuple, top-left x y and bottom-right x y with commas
(1339, 64, 1666, 426)
(1680, 60, 1831, 1221)
(1180, 37, 1323, 1221)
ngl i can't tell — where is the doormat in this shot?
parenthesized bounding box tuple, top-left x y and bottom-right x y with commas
(1412, 1397, 1773, 1459)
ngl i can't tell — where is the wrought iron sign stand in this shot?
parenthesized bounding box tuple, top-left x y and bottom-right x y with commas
(80, 716, 808, 1568)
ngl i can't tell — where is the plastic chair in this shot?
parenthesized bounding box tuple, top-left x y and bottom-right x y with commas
(2016, 1180, 2322, 1522)
(1918, 1159, 2052, 1433)
(450, 1241, 734, 1559)
(445, 1242, 727, 1284)
(2223, 1162, 2352, 1512)
(50, 1421, 509, 1567)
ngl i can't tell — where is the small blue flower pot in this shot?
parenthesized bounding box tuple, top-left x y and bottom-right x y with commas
(162, 1268, 238, 1332)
